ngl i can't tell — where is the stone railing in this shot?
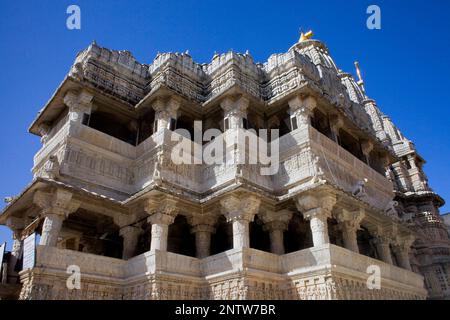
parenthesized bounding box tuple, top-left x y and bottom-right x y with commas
(74, 124, 136, 159)
(34, 245, 126, 279)
(33, 120, 71, 169)
(33, 119, 393, 206)
(309, 127, 394, 210)
(282, 244, 424, 289)
(27, 244, 426, 299)
(327, 244, 424, 289)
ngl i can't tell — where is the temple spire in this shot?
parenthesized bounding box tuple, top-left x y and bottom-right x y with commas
(354, 61, 366, 96)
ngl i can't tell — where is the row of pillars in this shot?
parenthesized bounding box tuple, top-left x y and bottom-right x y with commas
(120, 193, 414, 272)
(5, 190, 414, 273)
(61, 90, 251, 140)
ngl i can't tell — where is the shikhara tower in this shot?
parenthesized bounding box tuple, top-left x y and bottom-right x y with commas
(0, 32, 449, 300)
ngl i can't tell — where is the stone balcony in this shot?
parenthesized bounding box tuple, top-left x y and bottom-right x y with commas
(32, 118, 393, 211)
(20, 244, 426, 300)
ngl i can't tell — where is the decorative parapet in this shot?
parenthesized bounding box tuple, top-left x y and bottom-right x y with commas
(21, 244, 426, 300)
(69, 42, 148, 104)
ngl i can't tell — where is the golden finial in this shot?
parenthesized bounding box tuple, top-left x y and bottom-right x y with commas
(299, 30, 314, 42)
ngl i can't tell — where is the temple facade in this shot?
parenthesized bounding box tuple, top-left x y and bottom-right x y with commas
(0, 33, 449, 300)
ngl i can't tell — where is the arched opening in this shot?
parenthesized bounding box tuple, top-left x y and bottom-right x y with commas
(167, 215, 195, 257)
(249, 216, 270, 252)
(357, 227, 377, 259)
(284, 213, 313, 254)
(210, 215, 232, 255)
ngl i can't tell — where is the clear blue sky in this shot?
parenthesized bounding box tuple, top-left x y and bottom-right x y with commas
(0, 0, 449, 249)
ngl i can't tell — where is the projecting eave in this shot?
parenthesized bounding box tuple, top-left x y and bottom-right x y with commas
(29, 75, 137, 136)
(0, 178, 124, 225)
(395, 190, 445, 208)
(28, 76, 80, 136)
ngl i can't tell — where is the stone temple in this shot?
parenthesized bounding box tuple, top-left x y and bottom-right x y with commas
(0, 32, 449, 300)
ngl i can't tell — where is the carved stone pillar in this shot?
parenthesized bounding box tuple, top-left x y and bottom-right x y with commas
(63, 90, 94, 124)
(335, 208, 364, 253)
(34, 189, 80, 247)
(296, 192, 336, 247)
(152, 98, 180, 132)
(220, 96, 249, 130)
(6, 217, 24, 277)
(38, 123, 51, 144)
(40, 214, 65, 247)
(288, 95, 317, 130)
(260, 210, 292, 255)
(372, 234, 393, 265)
(220, 194, 261, 249)
(193, 225, 215, 258)
(189, 216, 216, 259)
(120, 226, 141, 260)
(329, 115, 343, 143)
(392, 236, 415, 271)
(360, 139, 374, 166)
(145, 198, 179, 251)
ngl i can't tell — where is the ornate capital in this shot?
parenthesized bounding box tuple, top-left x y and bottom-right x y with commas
(119, 225, 141, 237)
(288, 95, 317, 114)
(188, 215, 217, 228)
(145, 196, 179, 225)
(393, 235, 416, 251)
(63, 90, 94, 111)
(113, 213, 137, 229)
(144, 197, 178, 216)
(191, 224, 216, 234)
(6, 216, 24, 232)
(329, 114, 344, 132)
(220, 96, 249, 118)
(152, 97, 181, 119)
(296, 192, 336, 214)
(147, 212, 176, 225)
(369, 225, 394, 245)
(220, 194, 260, 222)
(360, 139, 374, 156)
(334, 207, 365, 231)
(259, 209, 292, 232)
(33, 189, 80, 218)
(263, 220, 290, 233)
